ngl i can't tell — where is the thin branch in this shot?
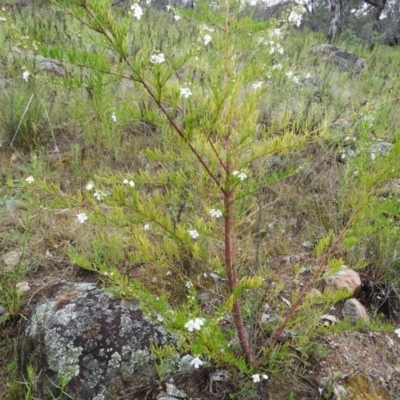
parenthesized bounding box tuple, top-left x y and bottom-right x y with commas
(136, 76, 225, 193)
(10, 93, 35, 147)
(39, 97, 61, 161)
(257, 206, 361, 365)
(77, 1, 225, 193)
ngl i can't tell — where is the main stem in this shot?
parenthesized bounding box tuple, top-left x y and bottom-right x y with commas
(224, 160, 254, 365)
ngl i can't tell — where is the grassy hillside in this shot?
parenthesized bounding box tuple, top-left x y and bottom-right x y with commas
(1, 1, 400, 398)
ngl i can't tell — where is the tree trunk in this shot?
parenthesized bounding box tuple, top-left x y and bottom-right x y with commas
(327, 0, 343, 42)
(363, 0, 388, 33)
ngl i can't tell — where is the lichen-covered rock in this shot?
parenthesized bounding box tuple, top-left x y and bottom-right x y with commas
(39, 61, 65, 76)
(19, 282, 179, 399)
(309, 44, 366, 74)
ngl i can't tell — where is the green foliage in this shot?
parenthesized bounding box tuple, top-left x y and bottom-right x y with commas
(16, 364, 73, 400)
(343, 135, 400, 281)
(0, 225, 29, 325)
(36, 0, 320, 373)
(314, 230, 333, 257)
(1, 0, 400, 396)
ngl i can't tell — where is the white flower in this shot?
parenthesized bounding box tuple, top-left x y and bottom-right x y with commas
(22, 70, 30, 82)
(111, 112, 117, 122)
(203, 34, 212, 45)
(188, 229, 199, 239)
(252, 81, 264, 90)
(209, 208, 223, 218)
(188, 229, 200, 239)
(76, 213, 88, 223)
(86, 182, 94, 191)
(232, 171, 247, 181)
(180, 87, 192, 98)
(362, 115, 374, 128)
(185, 281, 194, 288)
(184, 317, 205, 332)
(131, 3, 143, 20)
(293, 76, 299, 84)
(157, 315, 164, 322)
(190, 356, 203, 369)
(395, 328, 400, 338)
(252, 374, 268, 383)
(25, 176, 34, 184)
(288, 10, 303, 27)
(271, 64, 282, 71)
(269, 28, 282, 38)
(94, 190, 107, 200)
(0, 17, 7, 22)
(286, 71, 293, 78)
(150, 53, 165, 64)
(174, 14, 181, 21)
(166, 5, 171, 11)
(123, 179, 135, 187)
(144, 223, 151, 231)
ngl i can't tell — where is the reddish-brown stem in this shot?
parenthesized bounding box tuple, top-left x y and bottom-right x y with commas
(79, 2, 253, 365)
(224, 162, 254, 365)
(257, 206, 361, 365)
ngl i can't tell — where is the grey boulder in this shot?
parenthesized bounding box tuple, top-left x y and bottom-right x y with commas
(19, 282, 179, 400)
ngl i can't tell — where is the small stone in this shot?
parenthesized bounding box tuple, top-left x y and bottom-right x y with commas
(196, 292, 211, 301)
(0, 305, 7, 317)
(309, 288, 322, 297)
(300, 266, 313, 274)
(324, 269, 361, 294)
(165, 383, 187, 398)
(40, 61, 65, 76)
(385, 335, 394, 347)
(302, 241, 314, 249)
(320, 314, 338, 324)
(157, 394, 177, 400)
(2, 251, 23, 270)
(210, 370, 230, 382)
(16, 281, 30, 293)
(261, 312, 279, 323)
(0, 78, 13, 88)
(283, 255, 302, 263)
(5, 199, 21, 211)
(333, 383, 347, 399)
(368, 141, 392, 156)
(342, 298, 370, 324)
